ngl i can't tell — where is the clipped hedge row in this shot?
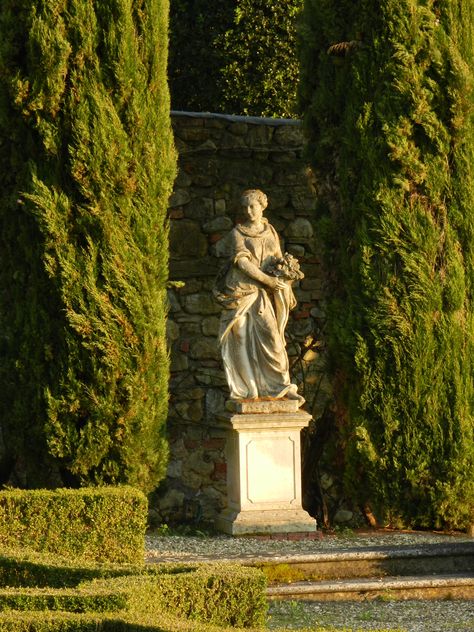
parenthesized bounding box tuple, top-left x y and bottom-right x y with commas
(0, 548, 268, 631)
(0, 487, 147, 564)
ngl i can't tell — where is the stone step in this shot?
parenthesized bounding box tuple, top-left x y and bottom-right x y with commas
(267, 572, 474, 601)
(250, 542, 474, 582)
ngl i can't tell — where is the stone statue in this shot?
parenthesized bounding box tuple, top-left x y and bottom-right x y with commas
(214, 189, 304, 405)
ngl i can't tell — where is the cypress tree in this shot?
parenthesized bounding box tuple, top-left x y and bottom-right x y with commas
(300, 0, 474, 527)
(0, 0, 176, 492)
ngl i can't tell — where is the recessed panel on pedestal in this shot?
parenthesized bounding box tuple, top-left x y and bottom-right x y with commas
(245, 435, 296, 504)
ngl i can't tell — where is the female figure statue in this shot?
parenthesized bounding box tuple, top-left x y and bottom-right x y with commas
(214, 189, 304, 403)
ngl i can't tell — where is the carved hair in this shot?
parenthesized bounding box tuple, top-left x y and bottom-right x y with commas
(241, 189, 268, 210)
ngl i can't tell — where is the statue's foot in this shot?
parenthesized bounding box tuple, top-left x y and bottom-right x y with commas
(285, 385, 305, 405)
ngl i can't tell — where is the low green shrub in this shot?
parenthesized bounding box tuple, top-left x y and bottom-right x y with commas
(97, 565, 268, 628)
(0, 487, 147, 564)
(0, 548, 268, 631)
(0, 546, 134, 588)
(0, 586, 127, 613)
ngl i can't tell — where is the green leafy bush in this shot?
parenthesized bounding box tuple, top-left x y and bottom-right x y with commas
(169, 0, 302, 117)
(220, 0, 303, 117)
(0, 0, 176, 492)
(299, 0, 474, 528)
(0, 487, 147, 564)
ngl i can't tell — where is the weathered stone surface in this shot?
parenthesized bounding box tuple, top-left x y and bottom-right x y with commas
(170, 352, 188, 372)
(229, 122, 248, 136)
(169, 188, 191, 208)
(206, 389, 226, 417)
(274, 125, 303, 147)
(286, 217, 314, 239)
(178, 127, 208, 142)
(292, 189, 317, 212)
(286, 244, 305, 257)
(195, 368, 227, 386)
(183, 293, 220, 315)
(166, 320, 180, 343)
(167, 460, 183, 478)
(202, 316, 220, 336)
(175, 170, 192, 188)
(225, 398, 300, 414)
(301, 277, 322, 291)
(215, 199, 227, 214)
(213, 232, 234, 258)
(190, 338, 219, 360)
(334, 509, 354, 524)
(170, 219, 207, 259)
(170, 257, 216, 278)
(271, 151, 297, 164)
(187, 451, 215, 477)
(203, 216, 233, 233)
(159, 489, 185, 512)
(174, 387, 205, 401)
(196, 139, 217, 152)
(175, 399, 203, 422)
(247, 125, 274, 147)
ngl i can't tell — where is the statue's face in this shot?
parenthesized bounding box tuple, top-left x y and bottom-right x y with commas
(241, 196, 264, 223)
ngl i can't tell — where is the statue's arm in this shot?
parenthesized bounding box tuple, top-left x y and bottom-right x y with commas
(236, 256, 286, 290)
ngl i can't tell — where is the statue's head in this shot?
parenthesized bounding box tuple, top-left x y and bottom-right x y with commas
(241, 189, 268, 211)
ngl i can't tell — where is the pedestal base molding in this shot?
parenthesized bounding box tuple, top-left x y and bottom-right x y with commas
(214, 406, 317, 536)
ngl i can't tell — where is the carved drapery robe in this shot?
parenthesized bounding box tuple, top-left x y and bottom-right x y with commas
(215, 219, 298, 400)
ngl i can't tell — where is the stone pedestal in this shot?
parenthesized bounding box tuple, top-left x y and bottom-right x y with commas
(215, 403, 316, 535)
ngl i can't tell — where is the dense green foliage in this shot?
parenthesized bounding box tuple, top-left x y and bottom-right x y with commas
(169, 0, 234, 113)
(300, 0, 474, 527)
(0, 546, 268, 632)
(0, 487, 147, 564)
(169, 0, 302, 117)
(0, 0, 176, 492)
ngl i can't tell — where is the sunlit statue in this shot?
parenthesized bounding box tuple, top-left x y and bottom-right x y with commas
(214, 189, 304, 404)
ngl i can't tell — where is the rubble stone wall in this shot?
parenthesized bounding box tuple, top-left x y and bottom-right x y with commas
(153, 111, 332, 526)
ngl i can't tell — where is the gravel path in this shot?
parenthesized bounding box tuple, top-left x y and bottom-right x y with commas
(267, 598, 474, 631)
(146, 530, 473, 631)
(145, 529, 472, 562)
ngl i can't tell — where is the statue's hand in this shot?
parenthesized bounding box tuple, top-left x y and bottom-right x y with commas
(266, 276, 287, 291)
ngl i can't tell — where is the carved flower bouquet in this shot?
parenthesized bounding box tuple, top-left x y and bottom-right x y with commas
(263, 252, 304, 282)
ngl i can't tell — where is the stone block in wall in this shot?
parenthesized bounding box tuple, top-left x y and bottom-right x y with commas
(175, 399, 204, 423)
(291, 188, 318, 213)
(166, 319, 180, 343)
(176, 126, 208, 142)
(202, 316, 220, 336)
(271, 151, 298, 164)
(169, 188, 191, 208)
(247, 125, 274, 148)
(190, 338, 219, 361)
(194, 367, 227, 387)
(183, 293, 220, 315)
(170, 219, 207, 259)
(205, 388, 226, 418)
(170, 352, 188, 372)
(274, 125, 303, 147)
(203, 216, 233, 233)
(286, 217, 314, 239)
(228, 121, 248, 136)
(171, 258, 216, 279)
